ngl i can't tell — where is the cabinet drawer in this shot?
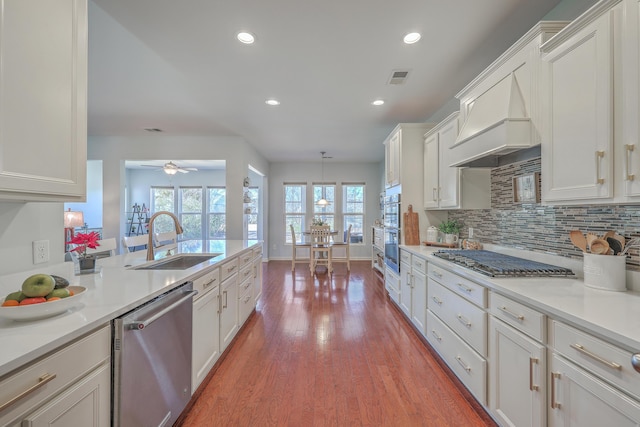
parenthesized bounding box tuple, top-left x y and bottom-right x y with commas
(400, 250, 411, 265)
(490, 292, 545, 342)
(192, 268, 220, 299)
(426, 310, 487, 405)
(239, 262, 254, 282)
(238, 277, 255, 325)
(219, 258, 239, 283)
(428, 263, 487, 308)
(252, 245, 263, 259)
(239, 250, 254, 270)
(551, 320, 640, 399)
(239, 274, 253, 297)
(428, 279, 487, 356)
(411, 255, 428, 275)
(0, 325, 110, 423)
(385, 268, 400, 304)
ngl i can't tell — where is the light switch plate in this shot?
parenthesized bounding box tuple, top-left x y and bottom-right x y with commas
(33, 240, 49, 264)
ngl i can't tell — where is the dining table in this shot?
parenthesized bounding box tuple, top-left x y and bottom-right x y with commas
(303, 230, 339, 273)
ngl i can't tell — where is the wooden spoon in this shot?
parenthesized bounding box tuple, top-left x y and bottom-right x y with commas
(590, 238, 610, 255)
(602, 230, 615, 240)
(586, 233, 598, 251)
(569, 230, 587, 253)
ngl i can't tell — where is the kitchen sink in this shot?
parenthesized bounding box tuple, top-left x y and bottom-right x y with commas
(133, 254, 222, 270)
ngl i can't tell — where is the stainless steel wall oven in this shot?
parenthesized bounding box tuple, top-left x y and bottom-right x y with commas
(384, 188, 401, 274)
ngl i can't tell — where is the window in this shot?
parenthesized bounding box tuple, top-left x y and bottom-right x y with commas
(208, 187, 226, 239)
(343, 184, 364, 244)
(246, 187, 259, 240)
(180, 187, 202, 240)
(284, 184, 306, 243)
(150, 187, 175, 233)
(313, 184, 335, 229)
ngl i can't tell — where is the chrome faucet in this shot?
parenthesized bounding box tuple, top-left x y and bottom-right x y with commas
(146, 211, 184, 261)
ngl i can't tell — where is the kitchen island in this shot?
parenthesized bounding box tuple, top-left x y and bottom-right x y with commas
(0, 239, 261, 377)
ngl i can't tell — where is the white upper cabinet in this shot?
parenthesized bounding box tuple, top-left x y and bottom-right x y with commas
(0, 0, 87, 202)
(423, 112, 490, 210)
(384, 129, 401, 188)
(621, 0, 640, 197)
(541, 1, 621, 203)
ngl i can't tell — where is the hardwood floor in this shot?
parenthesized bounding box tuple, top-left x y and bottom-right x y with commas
(178, 261, 496, 426)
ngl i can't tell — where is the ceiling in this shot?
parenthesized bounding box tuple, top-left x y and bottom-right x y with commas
(89, 0, 566, 163)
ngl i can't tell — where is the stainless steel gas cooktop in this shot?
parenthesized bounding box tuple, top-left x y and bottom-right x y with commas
(433, 250, 575, 278)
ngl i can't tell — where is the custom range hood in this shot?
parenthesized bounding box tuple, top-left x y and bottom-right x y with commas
(449, 72, 535, 168)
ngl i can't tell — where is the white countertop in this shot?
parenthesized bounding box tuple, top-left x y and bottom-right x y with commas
(401, 244, 640, 352)
(0, 240, 260, 378)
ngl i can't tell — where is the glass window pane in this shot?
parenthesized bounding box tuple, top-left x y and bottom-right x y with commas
(181, 188, 202, 212)
(181, 213, 202, 239)
(151, 187, 175, 233)
(285, 185, 306, 243)
(208, 188, 226, 213)
(208, 214, 226, 239)
(286, 215, 305, 243)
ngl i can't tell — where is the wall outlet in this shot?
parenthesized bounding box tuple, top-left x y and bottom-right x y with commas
(33, 240, 50, 264)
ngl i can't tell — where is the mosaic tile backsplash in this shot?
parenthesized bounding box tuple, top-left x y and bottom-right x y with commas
(447, 157, 640, 271)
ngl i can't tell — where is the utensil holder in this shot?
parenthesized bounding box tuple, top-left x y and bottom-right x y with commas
(583, 253, 626, 292)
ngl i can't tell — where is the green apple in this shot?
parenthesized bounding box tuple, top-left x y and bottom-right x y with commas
(21, 274, 55, 297)
(46, 288, 70, 299)
(4, 291, 25, 302)
(51, 275, 69, 289)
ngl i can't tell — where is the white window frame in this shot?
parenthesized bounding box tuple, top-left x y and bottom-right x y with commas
(284, 183, 306, 244)
(342, 183, 365, 245)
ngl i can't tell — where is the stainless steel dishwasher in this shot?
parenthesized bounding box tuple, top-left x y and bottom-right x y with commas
(112, 282, 197, 427)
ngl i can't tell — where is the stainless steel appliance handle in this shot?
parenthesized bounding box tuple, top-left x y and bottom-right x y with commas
(127, 290, 198, 330)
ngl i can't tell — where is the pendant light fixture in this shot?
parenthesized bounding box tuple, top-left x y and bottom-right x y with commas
(316, 151, 330, 206)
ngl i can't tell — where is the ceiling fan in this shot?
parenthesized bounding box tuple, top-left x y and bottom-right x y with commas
(141, 161, 198, 175)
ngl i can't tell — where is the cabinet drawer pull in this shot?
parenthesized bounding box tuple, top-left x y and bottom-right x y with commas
(227, 265, 237, 273)
(499, 305, 525, 321)
(223, 290, 228, 308)
(431, 296, 443, 306)
(432, 187, 437, 202)
(217, 294, 221, 314)
(0, 373, 57, 412)
(456, 314, 472, 328)
(529, 357, 539, 391)
(456, 283, 472, 294)
(626, 144, 636, 181)
(455, 356, 471, 372)
(551, 372, 561, 409)
(203, 278, 217, 288)
(244, 295, 251, 303)
(570, 343, 622, 370)
(432, 269, 443, 278)
(596, 150, 605, 184)
(431, 330, 442, 342)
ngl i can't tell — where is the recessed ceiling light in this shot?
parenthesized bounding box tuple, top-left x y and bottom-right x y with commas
(265, 99, 280, 106)
(372, 99, 385, 106)
(403, 32, 421, 44)
(237, 32, 255, 44)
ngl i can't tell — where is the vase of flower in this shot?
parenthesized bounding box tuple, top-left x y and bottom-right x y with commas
(67, 231, 101, 274)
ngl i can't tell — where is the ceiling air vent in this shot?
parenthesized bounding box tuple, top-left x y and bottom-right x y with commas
(388, 69, 410, 85)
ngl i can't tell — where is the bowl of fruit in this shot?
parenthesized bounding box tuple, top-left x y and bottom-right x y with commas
(0, 274, 86, 321)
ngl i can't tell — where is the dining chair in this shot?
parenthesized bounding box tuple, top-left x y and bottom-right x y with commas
(310, 225, 332, 275)
(331, 224, 352, 271)
(122, 235, 149, 253)
(85, 237, 117, 258)
(154, 231, 177, 247)
(290, 224, 310, 271)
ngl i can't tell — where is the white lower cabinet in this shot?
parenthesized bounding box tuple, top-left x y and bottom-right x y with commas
(398, 250, 428, 335)
(489, 316, 546, 427)
(252, 245, 263, 304)
(0, 325, 111, 427)
(192, 269, 220, 393)
(548, 353, 640, 426)
(385, 267, 400, 305)
(220, 265, 239, 352)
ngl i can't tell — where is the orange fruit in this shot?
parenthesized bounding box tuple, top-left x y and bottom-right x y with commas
(47, 297, 61, 302)
(2, 300, 19, 307)
(68, 289, 75, 296)
(20, 297, 46, 305)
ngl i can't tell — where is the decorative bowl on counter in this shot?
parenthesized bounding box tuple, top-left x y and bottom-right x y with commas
(0, 286, 87, 321)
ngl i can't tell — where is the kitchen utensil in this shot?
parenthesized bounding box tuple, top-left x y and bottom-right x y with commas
(569, 230, 587, 253)
(613, 234, 625, 251)
(586, 233, 598, 251)
(606, 236, 622, 255)
(603, 230, 615, 240)
(589, 238, 610, 255)
(403, 205, 420, 246)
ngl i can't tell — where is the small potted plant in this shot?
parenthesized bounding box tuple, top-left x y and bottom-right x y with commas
(312, 217, 326, 226)
(438, 219, 461, 245)
(67, 231, 101, 273)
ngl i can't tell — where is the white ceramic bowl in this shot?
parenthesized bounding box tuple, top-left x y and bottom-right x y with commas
(0, 286, 87, 321)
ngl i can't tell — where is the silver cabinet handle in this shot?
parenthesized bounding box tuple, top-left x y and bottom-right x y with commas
(227, 265, 237, 273)
(626, 144, 636, 181)
(499, 305, 525, 321)
(432, 269, 443, 278)
(432, 188, 437, 202)
(203, 277, 217, 289)
(455, 356, 471, 372)
(406, 272, 412, 287)
(431, 330, 442, 342)
(529, 357, 539, 391)
(631, 353, 640, 373)
(456, 283, 472, 294)
(457, 314, 472, 328)
(431, 296, 443, 306)
(0, 373, 57, 412)
(223, 290, 228, 308)
(570, 343, 621, 370)
(596, 150, 605, 184)
(243, 295, 251, 303)
(551, 372, 561, 409)
(217, 294, 221, 314)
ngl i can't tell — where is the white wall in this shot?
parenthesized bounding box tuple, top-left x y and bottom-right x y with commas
(88, 134, 269, 253)
(268, 161, 382, 260)
(65, 160, 103, 229)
